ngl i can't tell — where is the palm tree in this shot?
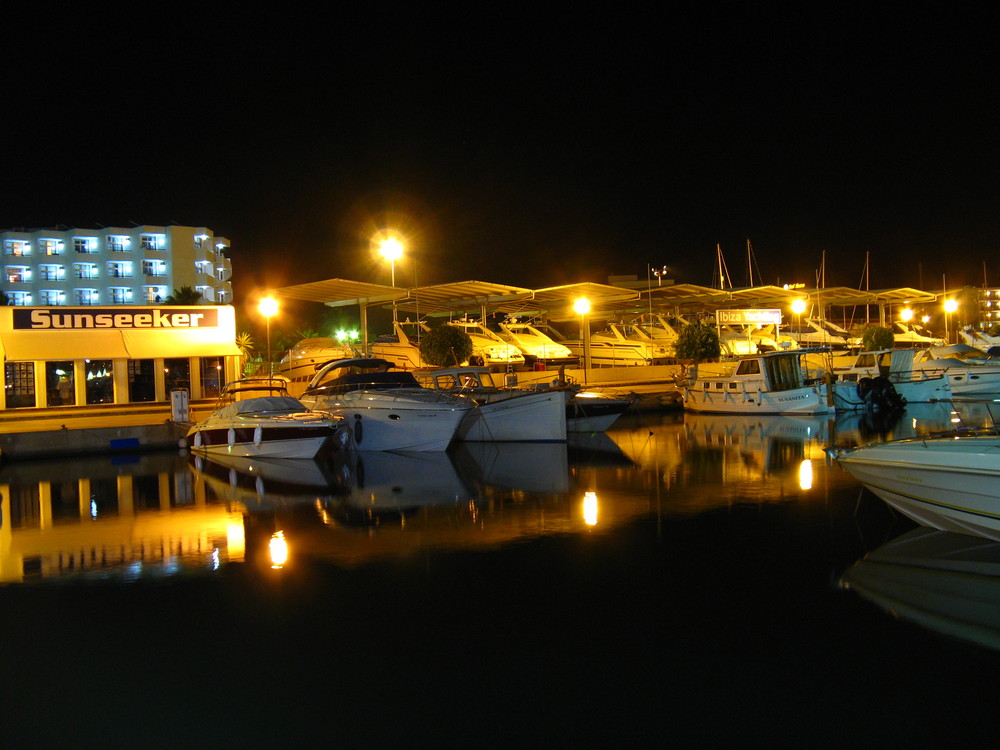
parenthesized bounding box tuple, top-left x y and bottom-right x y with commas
(164, 286, 204, 304)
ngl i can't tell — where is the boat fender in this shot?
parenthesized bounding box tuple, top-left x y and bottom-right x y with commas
(256, 476, 265, 497)
(193, 430, 202, 449)
(354, 414, 363, 445)
(229, 469, 238, 487)
(227, 427, 236, 446)
(253, 425, 263, 447)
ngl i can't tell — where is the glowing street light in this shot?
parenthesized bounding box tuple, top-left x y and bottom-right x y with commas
(900, 307, 913, 323)
(944, 298, 958, 343)
(378, 237, 404, 287)
(791, 298, 806, 343)
(258, 295, 279, 376)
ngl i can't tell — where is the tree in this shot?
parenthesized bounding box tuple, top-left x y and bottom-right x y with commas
(164, 286, 204, 304)
(861, 325, 894, 351)
(418, 325, 473, 367)
(674, 321, 722, 362)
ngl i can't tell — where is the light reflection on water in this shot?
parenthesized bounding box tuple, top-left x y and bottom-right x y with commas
(0, 400, 983, 585)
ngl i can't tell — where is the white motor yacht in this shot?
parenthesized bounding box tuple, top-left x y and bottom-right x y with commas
(370, 319, 434, 370)
(831, 430, 1000, 541)
(831, 348, 952, 409)
(492, 317, 577, 368)
(415, 365, 571, 441)
(299, 358, 473, 451)
(910, 344, 1000, 394)
(892, 322, 946, 347)
(681, 349, 834, 415)
(563, 323, 671, 366)
(446, 318, 525, 370)
(186, 378, 353, 459)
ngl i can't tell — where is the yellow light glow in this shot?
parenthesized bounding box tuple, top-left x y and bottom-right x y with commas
(379, 237, 404, 262)
(791, 299, 807, 315)
(574, 297, 591, 315)
(269, 530, 288, 568)
(798, 460, 813, 490)
(899, 307, 913, 322)
(944, 299, 958, 313)
(583, 491, 598, 526)
(258, 296, 279, 318)
(922, 315, 930, 324)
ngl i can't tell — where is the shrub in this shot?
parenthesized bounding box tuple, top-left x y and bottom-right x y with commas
(418, 325, 474, 367)
(674, 321, 722, 362)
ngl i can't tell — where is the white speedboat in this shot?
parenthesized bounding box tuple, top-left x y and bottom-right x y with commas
(493, 317, 577, 367)
(563, 323, 671, 366)
(892, 322, 946, 347)
(784, 318, 859, 351)
(911, 344, 1000, 394)
(276, 337, 357, 396)
(299, 358, 473, 451)
(831, 349, 952, 409)
(446, 318, 525, 370)
(831, 431, 1000, 541)
(186, 378, 353, 459)
(681, 349, 834, 415)
(415, 365, 571, 441)
(370, 319, 433, 370)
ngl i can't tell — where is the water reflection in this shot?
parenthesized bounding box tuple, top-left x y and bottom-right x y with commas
(0, 401, 982, 585)
(841, 527, 1000, 652)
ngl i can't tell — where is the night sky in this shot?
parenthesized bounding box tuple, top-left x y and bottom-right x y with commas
(5, 8, 999, 307)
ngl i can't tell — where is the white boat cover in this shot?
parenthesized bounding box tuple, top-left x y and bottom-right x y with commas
(213, 396, 304, 419)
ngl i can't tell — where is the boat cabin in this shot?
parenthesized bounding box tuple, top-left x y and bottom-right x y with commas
(304, 357, 421, 397)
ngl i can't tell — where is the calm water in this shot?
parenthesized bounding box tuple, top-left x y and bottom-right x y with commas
(2, 402, 1000, 747)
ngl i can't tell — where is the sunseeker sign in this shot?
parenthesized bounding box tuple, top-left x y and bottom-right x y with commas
(13, 308, 220, 330)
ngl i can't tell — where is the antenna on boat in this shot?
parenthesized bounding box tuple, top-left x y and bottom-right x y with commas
(745, 239, 762, 287)
(714, 244, 732, 290)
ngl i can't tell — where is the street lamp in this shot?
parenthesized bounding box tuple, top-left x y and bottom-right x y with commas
(791, 298, 806, 346)
(944, 298, 958, 343)
(574, 297, 591, 381)
(378, 238, 403, 287)
(258, 295, 279, 377)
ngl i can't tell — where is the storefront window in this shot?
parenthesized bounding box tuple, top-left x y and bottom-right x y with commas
(128, 359, 156, 402)
(46, 362, 75, 406)
(4, 362, 35, 408)
(164, 358, 190, 395)
(85, 359, 114, 404)
(200, 356, 223, 398)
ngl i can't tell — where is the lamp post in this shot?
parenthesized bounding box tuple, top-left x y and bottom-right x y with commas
(378, 237, 404, 323)
(258, 295, 278, 377)
(944, 298, 958, 344)
(574, 297, 591, 382)
(791, 298, 806, 347)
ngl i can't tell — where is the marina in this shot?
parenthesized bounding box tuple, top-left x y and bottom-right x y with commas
(1, 404, 999, 746)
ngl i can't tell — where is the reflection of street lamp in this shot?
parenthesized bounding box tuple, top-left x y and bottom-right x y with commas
(944, 298, 958, 343)
(791, 298, 806, 345)
(574, 297, 591, 381)
(258, 295, 278, 377)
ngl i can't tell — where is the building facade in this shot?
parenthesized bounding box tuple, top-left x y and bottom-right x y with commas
(0, 224, 232, 306)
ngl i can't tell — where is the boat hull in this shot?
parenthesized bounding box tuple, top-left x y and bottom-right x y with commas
(187, 423, 349, 459)
(683, 385, 833, 415)
(836, 436, 1000, 541)
(457, 389, 568, 442)
(301, 391, 472, 451)
(567, 394, 631, 432)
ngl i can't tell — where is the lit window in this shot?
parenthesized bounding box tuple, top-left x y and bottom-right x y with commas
(107, 235, 131, 252)
(7, 291, 30, 306)
(74, 237, 99, 254)
(73, 262, 99, 279)
(142, 285, 167, 303)
(107, 261, 133, 278)
(142, 259, 167, 277)
(108, 287, 132, 304)
(4, 239, 30, 256)
(38, 238, 64, 256)
(5, 266, 30, 283)
(74, 288, 99, 305)
(38, 290, 64, 305)
(140, 234, 165, 251)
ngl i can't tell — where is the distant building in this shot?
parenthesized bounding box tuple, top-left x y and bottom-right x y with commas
(0, 224, 232, 306)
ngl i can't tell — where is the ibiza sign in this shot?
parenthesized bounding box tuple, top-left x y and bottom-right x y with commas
(13, 307, 220, 330)
(716, 308, 783, 326)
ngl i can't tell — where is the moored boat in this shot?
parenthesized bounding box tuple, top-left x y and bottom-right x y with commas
(276, 338, 356, 396)
(830, 429, 1000, 541)
(186, 378, 353, 459)
(681, 349, 834, 415)
(299, 357, 473, 451)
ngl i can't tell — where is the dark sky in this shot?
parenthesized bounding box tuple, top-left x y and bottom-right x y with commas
(4, 7, 999, 306)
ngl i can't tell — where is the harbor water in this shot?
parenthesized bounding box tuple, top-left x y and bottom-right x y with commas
(2, 402, 1000, 747)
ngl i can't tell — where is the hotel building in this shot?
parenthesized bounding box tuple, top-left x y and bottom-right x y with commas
(0, 225, 242, 412)
(0, 224, 232, 306)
